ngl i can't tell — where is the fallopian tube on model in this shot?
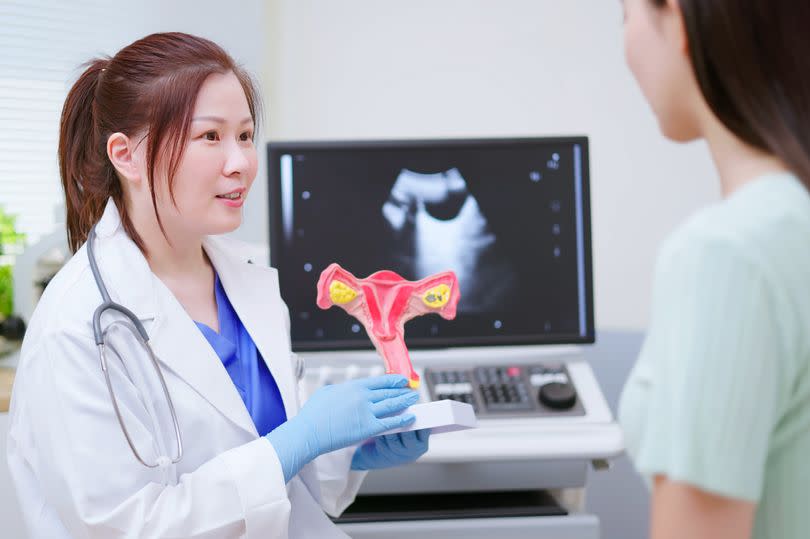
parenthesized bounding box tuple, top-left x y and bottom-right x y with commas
(316, 263, 460, 389)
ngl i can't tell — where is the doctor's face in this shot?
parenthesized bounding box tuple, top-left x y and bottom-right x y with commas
(622, 0, 702, 141)
(152, 70, 258, 238)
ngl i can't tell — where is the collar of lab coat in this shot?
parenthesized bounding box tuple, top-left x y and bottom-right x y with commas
(92, 198, 297, 438)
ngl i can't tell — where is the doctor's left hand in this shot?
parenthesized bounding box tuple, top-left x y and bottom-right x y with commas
(350, 429, 431, 470)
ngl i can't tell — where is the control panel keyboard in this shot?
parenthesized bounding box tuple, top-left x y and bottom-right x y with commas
(425, 364, 585, 418)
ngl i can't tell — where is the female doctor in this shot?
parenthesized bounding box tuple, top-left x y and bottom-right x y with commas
(6, 32, 429, 539)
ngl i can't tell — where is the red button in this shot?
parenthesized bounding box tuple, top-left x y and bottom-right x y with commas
(507, 367, 521, 377)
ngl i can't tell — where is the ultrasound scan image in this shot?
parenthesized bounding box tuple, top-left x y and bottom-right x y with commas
(270, 139, 591, 347)
(381, 167, 518, 313)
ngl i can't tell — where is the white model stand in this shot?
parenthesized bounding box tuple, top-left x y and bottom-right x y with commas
(384, 400, 477, 436)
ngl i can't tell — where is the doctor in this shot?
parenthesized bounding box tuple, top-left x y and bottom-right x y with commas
(7, 32, 429, 538)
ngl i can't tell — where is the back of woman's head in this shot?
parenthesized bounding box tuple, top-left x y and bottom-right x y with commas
(651, 0, 810, 189)
(59, 32, 260, 252)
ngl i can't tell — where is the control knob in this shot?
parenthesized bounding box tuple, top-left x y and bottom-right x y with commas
(538, 382, 577, 410)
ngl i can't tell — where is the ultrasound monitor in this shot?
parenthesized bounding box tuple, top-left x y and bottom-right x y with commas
(267, 137, 594, 351)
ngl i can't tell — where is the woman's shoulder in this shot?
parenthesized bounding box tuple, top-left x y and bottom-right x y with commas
(660, 173, 810, 279)
(652, 173, 810, 359)
(24, 243, 99, 341)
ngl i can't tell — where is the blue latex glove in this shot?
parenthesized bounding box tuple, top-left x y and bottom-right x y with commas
(266, 374, 419, 482)
(350, 429, 431, 471)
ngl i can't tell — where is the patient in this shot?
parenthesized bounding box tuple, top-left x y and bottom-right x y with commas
(617, 1, 810, 538)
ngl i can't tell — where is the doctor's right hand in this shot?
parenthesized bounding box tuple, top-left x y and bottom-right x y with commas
(266, 374, 419, 482)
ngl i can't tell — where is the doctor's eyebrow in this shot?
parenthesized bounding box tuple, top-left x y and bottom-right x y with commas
(192, 116, 253, 124)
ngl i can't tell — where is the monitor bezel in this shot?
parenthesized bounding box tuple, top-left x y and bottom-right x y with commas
(267, 136, 595, 351)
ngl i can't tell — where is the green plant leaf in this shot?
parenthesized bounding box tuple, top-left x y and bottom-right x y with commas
(0, 265, 13, 317)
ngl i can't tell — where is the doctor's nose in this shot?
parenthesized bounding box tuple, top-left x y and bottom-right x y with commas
(222, 141, 253, 177)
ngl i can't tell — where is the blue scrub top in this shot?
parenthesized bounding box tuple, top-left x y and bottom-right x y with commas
(195, 274, 287, 436)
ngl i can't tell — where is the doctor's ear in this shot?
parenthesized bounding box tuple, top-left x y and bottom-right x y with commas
(106, 132, 144, 186)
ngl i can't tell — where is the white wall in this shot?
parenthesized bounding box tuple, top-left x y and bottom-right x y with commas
(262, 0, 721, 331)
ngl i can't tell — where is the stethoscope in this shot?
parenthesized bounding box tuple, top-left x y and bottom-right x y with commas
(87, 225, 307, 468)
(87, 225, 183, 468)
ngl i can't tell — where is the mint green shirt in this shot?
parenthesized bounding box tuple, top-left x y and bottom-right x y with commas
(619, 173, 810, 539)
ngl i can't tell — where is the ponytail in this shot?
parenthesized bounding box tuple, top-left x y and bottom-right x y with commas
(58, 58, 118, 253)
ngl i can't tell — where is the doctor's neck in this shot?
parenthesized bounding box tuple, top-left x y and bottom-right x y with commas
(128, 201, 213, 283)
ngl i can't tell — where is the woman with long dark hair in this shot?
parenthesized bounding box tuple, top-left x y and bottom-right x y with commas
(6, 32, 429, 538)
(619, 1, 810, 537)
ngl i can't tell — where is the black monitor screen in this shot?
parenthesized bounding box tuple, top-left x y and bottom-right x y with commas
(267, 137, 594, 351)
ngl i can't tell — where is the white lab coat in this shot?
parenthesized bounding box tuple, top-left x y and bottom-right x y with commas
(6, 200, 367, 538)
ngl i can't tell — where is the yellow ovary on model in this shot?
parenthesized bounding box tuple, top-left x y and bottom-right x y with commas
(422, 284, 451, 308)
(329, 280, 358, 304)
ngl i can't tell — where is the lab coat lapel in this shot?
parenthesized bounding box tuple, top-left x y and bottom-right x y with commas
(92, 200, 259, 437)
(146, 280, 259, 437)
(203, 237, 299, 419)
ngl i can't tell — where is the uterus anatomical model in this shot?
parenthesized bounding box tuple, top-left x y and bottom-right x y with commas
(316, 263, 460, 389)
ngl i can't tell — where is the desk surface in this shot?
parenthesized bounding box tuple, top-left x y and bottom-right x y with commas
(0, 345, 20, 413)
(0, 367, 14, 413)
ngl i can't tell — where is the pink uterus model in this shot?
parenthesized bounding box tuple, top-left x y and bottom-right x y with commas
(316, 263, 460, 389)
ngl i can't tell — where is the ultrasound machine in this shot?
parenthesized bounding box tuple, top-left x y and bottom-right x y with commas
(267, 137, 623, 539)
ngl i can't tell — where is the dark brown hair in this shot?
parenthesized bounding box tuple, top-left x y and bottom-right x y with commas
(651, 0, 810, 190)
(58, 32, 261, 253)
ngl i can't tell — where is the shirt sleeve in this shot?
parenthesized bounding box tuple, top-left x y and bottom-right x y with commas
(631, 230, 789, 502)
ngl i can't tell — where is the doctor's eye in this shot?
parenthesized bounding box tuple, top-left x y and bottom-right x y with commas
(329, 280, 358, 304)
(423, 284, 451, 308)
(239, 130, 254, 142)
(203, 131, 220, 141)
